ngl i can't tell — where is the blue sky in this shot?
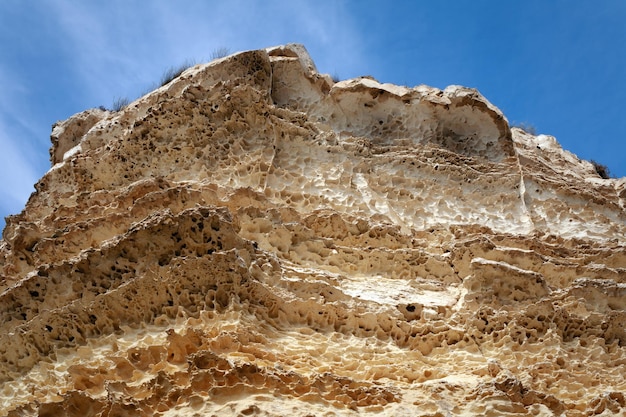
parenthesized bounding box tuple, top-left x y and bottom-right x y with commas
(1, 1, 625, 232)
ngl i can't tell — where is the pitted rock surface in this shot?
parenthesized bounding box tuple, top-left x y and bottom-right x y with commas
(1, 44, 625, 416)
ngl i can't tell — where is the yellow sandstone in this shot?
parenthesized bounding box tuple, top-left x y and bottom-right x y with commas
(1, 44, 625, 416)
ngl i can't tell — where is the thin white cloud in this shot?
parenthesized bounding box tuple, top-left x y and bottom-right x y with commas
(0, 67, 43, 141)
(0, 66, 46, 229)
(46, 1, 151, 102)
(46, 0, 369, 101)
(0, 120, 39, 221)
(146, 0, 369, 68)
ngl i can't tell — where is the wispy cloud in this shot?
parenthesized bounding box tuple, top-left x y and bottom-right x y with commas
(0, 119, 39, 224)
(45, 0, 368, 97)
(46, 1, 156, 104)
(0, 65, 48, 230)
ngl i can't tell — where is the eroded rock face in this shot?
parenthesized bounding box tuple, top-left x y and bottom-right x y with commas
(1, 44, 625, 416)
(49, 108, 110, 165)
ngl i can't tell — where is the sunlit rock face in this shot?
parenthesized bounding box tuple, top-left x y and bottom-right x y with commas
(1, 44, 626, 416)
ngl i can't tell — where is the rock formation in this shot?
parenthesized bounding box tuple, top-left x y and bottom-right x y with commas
(1, 44, 625, 416)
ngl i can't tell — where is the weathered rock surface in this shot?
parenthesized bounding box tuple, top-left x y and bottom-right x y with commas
(1, 44, 625, 416)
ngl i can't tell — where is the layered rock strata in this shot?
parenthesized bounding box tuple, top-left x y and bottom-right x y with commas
(1, 44, 625, 416)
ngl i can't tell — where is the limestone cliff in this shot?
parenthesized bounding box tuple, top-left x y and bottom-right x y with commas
(1, 44, 625, 416)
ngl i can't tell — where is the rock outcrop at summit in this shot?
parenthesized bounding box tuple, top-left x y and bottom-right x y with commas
(1, 44, 625, 416)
